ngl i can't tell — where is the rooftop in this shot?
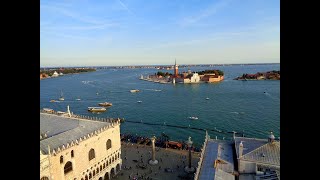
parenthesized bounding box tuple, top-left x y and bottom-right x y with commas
(235, 137, 280, 167)
(198, 139, 234, 180)
(40, 113, 111, 154)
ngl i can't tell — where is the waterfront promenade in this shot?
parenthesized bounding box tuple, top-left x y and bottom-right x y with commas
(113, 142, 200, 180)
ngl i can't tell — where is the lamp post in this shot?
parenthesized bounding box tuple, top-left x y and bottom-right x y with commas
(184, 136, 195, 173)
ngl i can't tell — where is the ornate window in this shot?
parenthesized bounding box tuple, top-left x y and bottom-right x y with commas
(64, 161, 73, 174)
(60, 156, 63, 164)
(118, 152, 120, 159)
(85, 175, 88, 180)
(71, 150, 74, 158)
(89, 149, 95, 161)
(93, 170, 95, 176)
(40, 177, 49, 180)
(106, 139, 112, 150)
(89, 173, 92, 179)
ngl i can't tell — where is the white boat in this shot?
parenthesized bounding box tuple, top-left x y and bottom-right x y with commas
(76, 98, 81, 101)
(137, 101, 142, 103)
(205, 97, 210, 100)
(56, 111, 66, 115)
(59, 90, 64, 101)
(98, 102, 113, 107)
(43, 108, 54, 113)
(130, 89, 140, 93)
(88, 107, 107, 112)
(188, 116, 198, 120)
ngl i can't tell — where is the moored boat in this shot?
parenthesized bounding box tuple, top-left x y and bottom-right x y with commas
(130, 89, 140, 93)
(88, 107, 107, 112)
(98, 102, 113, 107)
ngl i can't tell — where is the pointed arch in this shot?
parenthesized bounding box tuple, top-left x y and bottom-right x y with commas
(106, 139, 112, 150)
(64, 161, 73, 174)
(89, 148, 95, 161)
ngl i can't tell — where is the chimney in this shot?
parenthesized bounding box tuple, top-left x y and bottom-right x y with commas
(239, 141, 243, 158)
(268, 131, 275, 143)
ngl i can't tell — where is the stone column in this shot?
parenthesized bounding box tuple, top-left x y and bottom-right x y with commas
(184, 136, 195, 173)
(149, 136, 158, 165)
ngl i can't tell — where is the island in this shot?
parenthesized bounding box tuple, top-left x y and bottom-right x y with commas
(40, 68, 96, 79)
(234, 70, 280, 80)
(140, 60, 224, 84)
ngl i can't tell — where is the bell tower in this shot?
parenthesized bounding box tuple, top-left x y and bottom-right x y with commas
(174, 59, 179, 76)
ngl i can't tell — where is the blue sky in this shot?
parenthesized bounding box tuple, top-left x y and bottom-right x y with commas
(40, 0, 280, 66)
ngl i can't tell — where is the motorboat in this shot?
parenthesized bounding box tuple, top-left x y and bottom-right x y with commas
(88, 107, 107, 112)
(50, 100, 56, 102)
(188, 116, 199, 120)
(43, 108, 54, 113)
(130, 89, 140, 93)
(98, 102, 113, 107)
(137, 101, 142, 103)
(76, 98, 81, 101)
(59, 90, 64, 101)
(205, 97, 210, 100)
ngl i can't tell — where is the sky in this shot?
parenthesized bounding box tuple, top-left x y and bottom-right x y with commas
(40, 0, 280, 66)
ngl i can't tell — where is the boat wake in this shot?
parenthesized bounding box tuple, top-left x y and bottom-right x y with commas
(230, 112, 245, 115)
(145, 89, 162, 92)
(264, 92, 280, 101)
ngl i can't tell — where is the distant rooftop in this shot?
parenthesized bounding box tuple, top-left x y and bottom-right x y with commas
(40, 113, 111, 154)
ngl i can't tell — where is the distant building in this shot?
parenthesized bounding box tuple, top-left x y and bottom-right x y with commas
(190, 73, 200, 83)
(201, 74, 224, 83)
(51, 71, 59, 77)
(40, 111, 122, 180)
(40, 73, 49, 79)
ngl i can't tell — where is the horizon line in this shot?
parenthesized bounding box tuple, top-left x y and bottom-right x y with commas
(40, 62, 280, 68)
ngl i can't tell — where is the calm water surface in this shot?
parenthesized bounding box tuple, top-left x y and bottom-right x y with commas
(40, 64, 280, 146)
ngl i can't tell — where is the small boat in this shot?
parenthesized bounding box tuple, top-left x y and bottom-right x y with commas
(76, 98, 81, 101)
(88, 107, 107, 112)
(130, 89, 140, 93)
(98, 102, 113, 107)
(188, 116, 199, 120)
(50, 100, 56, 102)
(137, 101, 142, 103)
(43, 108, 54, 113)
(59, 90, 64, 101)
(56, 111, 66, 115)
(205, 97, 210, 100)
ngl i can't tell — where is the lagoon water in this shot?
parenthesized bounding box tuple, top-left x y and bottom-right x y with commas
(40, 64, 280, 146)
